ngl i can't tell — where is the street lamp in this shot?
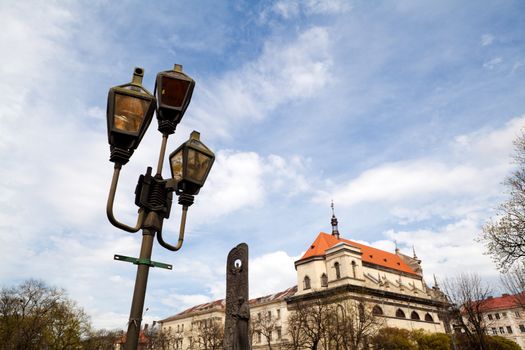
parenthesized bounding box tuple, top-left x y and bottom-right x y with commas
(106, 67, 156, 165)
(155, 64, 195, 135)
(105, 65, 214, 350)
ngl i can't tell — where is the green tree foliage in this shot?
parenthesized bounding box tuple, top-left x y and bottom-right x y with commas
(373, 328, 520, 350)
(481, 132, 525, 271)
(0, 279, 91, 350)
(486, 336, 522, 350)
(411, 329, 451, 350)
(454, 333, 521, 350)
(371, 327, 417, 350)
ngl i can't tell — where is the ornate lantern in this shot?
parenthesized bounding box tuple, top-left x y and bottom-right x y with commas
(154, 64, 195, 134)
(169, 131, 215, 195)
(106, 67, 156, 164)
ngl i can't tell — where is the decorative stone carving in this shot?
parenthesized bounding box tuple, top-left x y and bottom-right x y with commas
(223, 243, 250, 350)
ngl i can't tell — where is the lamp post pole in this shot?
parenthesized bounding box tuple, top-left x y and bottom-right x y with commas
(126, 227, 155, 350)
(105, 66, 215, 350)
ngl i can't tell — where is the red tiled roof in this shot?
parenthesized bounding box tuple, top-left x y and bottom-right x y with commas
(299, 232, 418, 276)
(479, 293, 525, 312)
(249, 286, 297, 305)
(159, 286, 297, 323)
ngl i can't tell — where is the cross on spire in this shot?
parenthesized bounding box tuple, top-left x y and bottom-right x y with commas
(331, 200, 340, 239)
(412, 245, 418, 259)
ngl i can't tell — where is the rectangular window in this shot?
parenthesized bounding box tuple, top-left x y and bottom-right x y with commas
(499, 327, 505, 334)
(492, 328, 497, 335)
(257, 331, 261, 343)
(277, 309, 281, 319)
(488, 314, 493, 320)
(258, 312, 261, 320)
(268, 310, 272, 319)
(277, 327, 282, 340)
(515, 311, 521, 317)
(507, 326, 513, 334)
(519, 324, 525, 332)
(495, 313, 501, 319)
(503, 312, 507, 318)
(269, 330, 272, 341)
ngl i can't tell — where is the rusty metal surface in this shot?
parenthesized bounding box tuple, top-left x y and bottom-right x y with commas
(223, 243, 250, 350)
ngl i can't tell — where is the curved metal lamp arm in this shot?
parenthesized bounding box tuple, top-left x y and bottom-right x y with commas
(106, 164, 145, 233)
(157, 205, 188, 251)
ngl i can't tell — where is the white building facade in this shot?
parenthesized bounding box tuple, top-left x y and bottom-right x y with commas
(479, 294, 525, 349)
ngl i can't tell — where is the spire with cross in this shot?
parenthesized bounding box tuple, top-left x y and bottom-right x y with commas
(331, 200, 340, 239)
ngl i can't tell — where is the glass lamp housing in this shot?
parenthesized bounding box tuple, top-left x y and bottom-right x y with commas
(107, 67, 156, 164)
(155, 64, 195, 134)
(169, 131, 215, 195)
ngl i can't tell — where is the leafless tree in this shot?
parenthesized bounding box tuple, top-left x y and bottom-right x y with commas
(82, 329, 123, 350)
(501, 261, 525, 309)
(144, 322, 180, 350)
(187, 317, 224, 350)
(331, 299, 384, 350)
(284, 295, 382, 350)
(443, 273, 493, 350)
(281, 310, 307, 350)
(481, 131, 525, 271)
(251, 308, 280, 350)
(285, 298, 332, 350)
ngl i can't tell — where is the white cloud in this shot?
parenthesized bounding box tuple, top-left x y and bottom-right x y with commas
(250, 251, 299, 297)
(483, 57, 503, 69)
(381, 216, 495, 281)
(273, 0, 300, 19)
(324, 116, 524, 214)
(481, 33, 494, 46)
(161, 293, 212, 310)
(192, 151, 312, 222)
(272, 0, 350, 18)
(332, 161, 484, 206)
(191, 26, 333, 138)
(304, 0, 352, 14)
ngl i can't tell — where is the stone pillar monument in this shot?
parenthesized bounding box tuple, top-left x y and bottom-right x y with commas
(223, 243, 250, 350)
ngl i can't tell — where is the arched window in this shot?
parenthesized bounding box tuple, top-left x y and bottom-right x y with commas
(304, 275, 311, 290)
(396, 309, 406, 318)
(321, 273, 328, 287)
(372, 305, 383, 316)
(334, 262, 341, 279)
(411, 311, 420, 320)
(351, 260, 357, 278)
(425, 313, 434, 322)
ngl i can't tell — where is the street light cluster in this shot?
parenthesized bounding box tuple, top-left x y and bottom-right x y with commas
(105, 65, 214, 350)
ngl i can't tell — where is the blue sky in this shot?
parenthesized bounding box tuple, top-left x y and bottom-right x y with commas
(1, 0, 524, 329)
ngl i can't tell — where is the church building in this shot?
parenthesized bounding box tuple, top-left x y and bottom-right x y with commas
(158, 210, 448, 349)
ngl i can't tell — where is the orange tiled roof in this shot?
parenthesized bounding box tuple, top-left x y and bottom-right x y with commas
(299, 232, 418, 276)
(478, 293, 525, 312)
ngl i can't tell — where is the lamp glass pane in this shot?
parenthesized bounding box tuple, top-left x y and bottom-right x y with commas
(114, 94, 149, 133)
(186, 148, 212, 183)
(160, 77, 190, 108)
(170, 150, 184, 183)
